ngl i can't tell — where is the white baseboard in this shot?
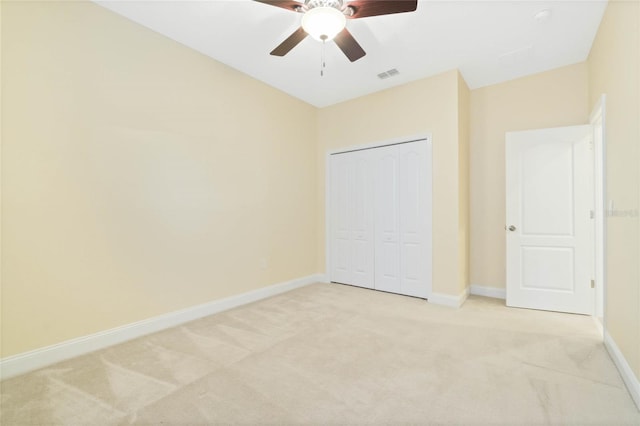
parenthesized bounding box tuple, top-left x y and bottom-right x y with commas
(592, 316, 604, 339)
(0, 274, 322, 381)
(470, 284, 506, 299)
(317, 273, 330, 283)
(429, 287, 469, 308)
(604, 329, 640, 410)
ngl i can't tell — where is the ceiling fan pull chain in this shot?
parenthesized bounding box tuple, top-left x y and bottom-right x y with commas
(320, 39, 326, 77)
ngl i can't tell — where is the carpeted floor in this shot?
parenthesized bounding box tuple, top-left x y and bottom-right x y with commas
(1, 282, 639, 425)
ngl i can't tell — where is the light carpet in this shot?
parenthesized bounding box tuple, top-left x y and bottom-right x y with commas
(1, 283, 639, 425)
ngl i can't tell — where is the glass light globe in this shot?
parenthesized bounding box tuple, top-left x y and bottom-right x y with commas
(301, 6, 346, 42)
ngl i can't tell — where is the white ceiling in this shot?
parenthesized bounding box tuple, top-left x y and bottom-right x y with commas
(94, 0, 608, 107)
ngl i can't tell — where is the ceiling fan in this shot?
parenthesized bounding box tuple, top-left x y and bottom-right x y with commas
(255, 0, 418, 62)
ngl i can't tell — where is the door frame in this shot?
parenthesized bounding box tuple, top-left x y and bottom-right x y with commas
(325, 132, 432, 287)
(590, 94, 607, 331)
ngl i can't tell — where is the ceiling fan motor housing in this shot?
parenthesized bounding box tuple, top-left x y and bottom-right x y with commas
(301, 0, 348, 41)
(306, 0, 345, 12)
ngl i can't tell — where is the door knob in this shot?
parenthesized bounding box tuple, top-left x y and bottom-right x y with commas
(508, 225, 516, 232)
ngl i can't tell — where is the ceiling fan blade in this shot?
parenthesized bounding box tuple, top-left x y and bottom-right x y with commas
(254, 0, 304, 13)
(270, 27, 308, 56)
(334, 28, 366, 62)
(346, 0, 418, 19)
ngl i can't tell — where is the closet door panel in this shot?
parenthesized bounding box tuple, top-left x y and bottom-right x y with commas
(330, 151, 374, 289)
(330, 154, 352, 284)
(400, 141, 431, 298)
(374, 146, 401, 294)
(349, 152, 374, 288)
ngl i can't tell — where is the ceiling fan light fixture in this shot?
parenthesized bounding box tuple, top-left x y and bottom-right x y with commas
(301, 6, 346, 42)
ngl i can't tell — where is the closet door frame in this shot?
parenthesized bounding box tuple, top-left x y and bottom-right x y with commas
(325, 133, 433, 298)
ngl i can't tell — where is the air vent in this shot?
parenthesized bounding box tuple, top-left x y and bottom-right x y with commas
(377, 68, 400, 80)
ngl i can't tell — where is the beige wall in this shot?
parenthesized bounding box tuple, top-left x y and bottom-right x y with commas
(0, 1, 4, 359)
(317, 70, 468, 297)
(457, 72, 470, 294)
(588, 0, 640, 378)
(469, 63, 590, 289)
(1, 1, 318, 357)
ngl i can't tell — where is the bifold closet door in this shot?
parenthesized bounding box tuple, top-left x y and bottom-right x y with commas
(372, 141, 431, 298)
(329, 150, 374, 289)
(330, 139, 432, 298)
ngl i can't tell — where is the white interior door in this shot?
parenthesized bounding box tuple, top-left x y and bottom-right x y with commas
(506, 125, 593, 314)
(329, 150, 374, 289)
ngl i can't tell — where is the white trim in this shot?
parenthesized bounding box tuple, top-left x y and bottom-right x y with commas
(589, 94, 607, 132)
(590, 94, 606, 322)
(0, 274, 322, 381)
(316, 273, 330, 283)
(604, 330, 640, 410)
(325, 149, 332, 283)
(429, 287, 469, 308)
(470, 284, 506, 299)
(592, 315, 604, 339)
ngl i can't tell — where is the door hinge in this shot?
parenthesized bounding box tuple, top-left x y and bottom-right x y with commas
(591, 279, 595, 289)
